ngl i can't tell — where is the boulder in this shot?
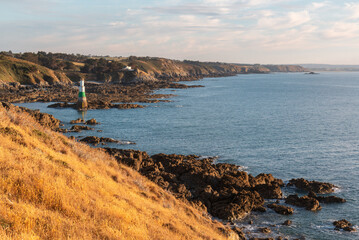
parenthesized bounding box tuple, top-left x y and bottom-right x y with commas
(253, 184, 283, 199)
(333, 219, 356, 232)
(287, 178, 336, 194)
(285, 194, 321, 211)
(70, 125, 94, 132)
(85, 118, 100, 125)
(70, 118, 84, 124)
(308, 191, 346, 203)
(267, 203, 294, 215)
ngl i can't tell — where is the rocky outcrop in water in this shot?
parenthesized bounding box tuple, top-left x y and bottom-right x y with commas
(287, 178, 336, 194)
(103, 149, 284, 221)
(70, 125, 94, 132)
(285, 194, 321, 211)
(308, 191, 346, 203)
(80, 136, 135, 146)
(333, 219, 356, 232)
(267, 203, 294, 215)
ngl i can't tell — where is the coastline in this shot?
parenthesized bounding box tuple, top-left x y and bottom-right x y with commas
(2, 95, 355, 239)
(2, 70, 358, 239)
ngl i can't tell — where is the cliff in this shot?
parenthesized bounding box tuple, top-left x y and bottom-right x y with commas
(263, 65, 307, 72)
(0, 102, 235, 240)
(0, 55, 71, 86)
(122, 58, 270, 82)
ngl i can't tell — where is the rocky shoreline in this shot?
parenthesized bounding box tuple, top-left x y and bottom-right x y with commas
(1, 101, 357, 239)
(0, 81, 203, 109)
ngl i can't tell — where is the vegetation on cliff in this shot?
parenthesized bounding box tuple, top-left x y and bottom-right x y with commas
(0, 55, 71, 86)
(0, 103, 233, 240)
(1, 51, 307, 85)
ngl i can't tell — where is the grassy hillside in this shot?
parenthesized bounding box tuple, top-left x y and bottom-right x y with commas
(0, 55, 71, 85)
(0, 103, 233, 240)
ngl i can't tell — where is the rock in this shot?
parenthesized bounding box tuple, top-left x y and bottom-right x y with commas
(103, 150, 284, 222)
(70, 125, 94, 132)
(70, 118, 84, 124)
(114, 103, 145, 109)
(308, 191, 346, 203)
(85, 118, 100, 125)
(285, 194, 321, 211)
(253, 183, 283, 199)
(104, 148, 150, 171)
(259, 227, 271, 234)
(80, 136, 134, 146)
(267, 203, 294, 215)
(211, 190, 264, 221)
(217, 226, 242, 240)
(333, 219, 356, 232)
(282, 220, 292, 226)
(253, 206, 266, 212)
(48, 102, 76, 109)
(287, 178, 336, 194)
(232, 226, 246, 240)
(250, 173, 284, 187)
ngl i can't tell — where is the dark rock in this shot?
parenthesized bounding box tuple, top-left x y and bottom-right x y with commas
(48, 102, 76, 109)
(253, 184, 283, 199)
(80, 136, 135, 146)
(282, 220, 292, 226)
(70, 118, 84, 124)
(217, 226, 243, 240)
(114, 103, 145, 109)
(259, 227, 271, 234)
(85, 118, 100, 125)
(253, 206, 267, 212)
(333, 219, 356, 232)
(285, 194, 321, 211)
(250, 173, 284, 187)
(104, 148, 150, 171)
(267, 203, 294, 215)
(287, 178, 336, 194)
(70, 125, 94, 132)
(232, 226, 246, 240)
(308, 191, 346, 203)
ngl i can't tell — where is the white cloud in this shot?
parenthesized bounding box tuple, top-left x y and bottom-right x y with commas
(311, 2, 328, 10)
(346, 2, 359, 19)
(258, 10, 311, 29)
(322, 21, 359, 40)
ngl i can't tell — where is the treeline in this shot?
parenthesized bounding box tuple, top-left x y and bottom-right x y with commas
(1, 51, 88, 71)
(80, 58, 127, 74)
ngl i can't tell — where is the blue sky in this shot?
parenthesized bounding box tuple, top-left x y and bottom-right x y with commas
(1, 0, 359, 64)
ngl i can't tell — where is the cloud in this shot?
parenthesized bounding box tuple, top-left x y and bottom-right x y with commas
(322, 21, 359, 40)
(311, 2, 328, 10)
(346, 2, 359, 19)
(257, 10, 311, 29)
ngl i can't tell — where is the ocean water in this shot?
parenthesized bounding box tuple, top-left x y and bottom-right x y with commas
(18, 72, 359, 239)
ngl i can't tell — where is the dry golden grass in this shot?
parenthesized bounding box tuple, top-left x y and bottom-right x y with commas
(0, 105, 229, 240)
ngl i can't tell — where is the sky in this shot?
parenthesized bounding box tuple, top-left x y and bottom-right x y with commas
(1, 0, 359, 64)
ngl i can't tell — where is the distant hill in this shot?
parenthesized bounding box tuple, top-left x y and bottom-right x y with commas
(263, 65, 307, 72)
(0, 51, 307, 85)
(0, 55, 71, 85)
(301, 64, 359, 71)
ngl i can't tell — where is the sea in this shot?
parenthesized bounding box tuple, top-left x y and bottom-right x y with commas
(18, 72, 359, 240)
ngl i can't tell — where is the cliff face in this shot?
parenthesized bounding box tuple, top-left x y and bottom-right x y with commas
(125, 58, 271, 82)
(0, 102, 233, 240)
(263, 65, 307, 72)
(1, 52, 307, 85)
(0, 56, 71, 86)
